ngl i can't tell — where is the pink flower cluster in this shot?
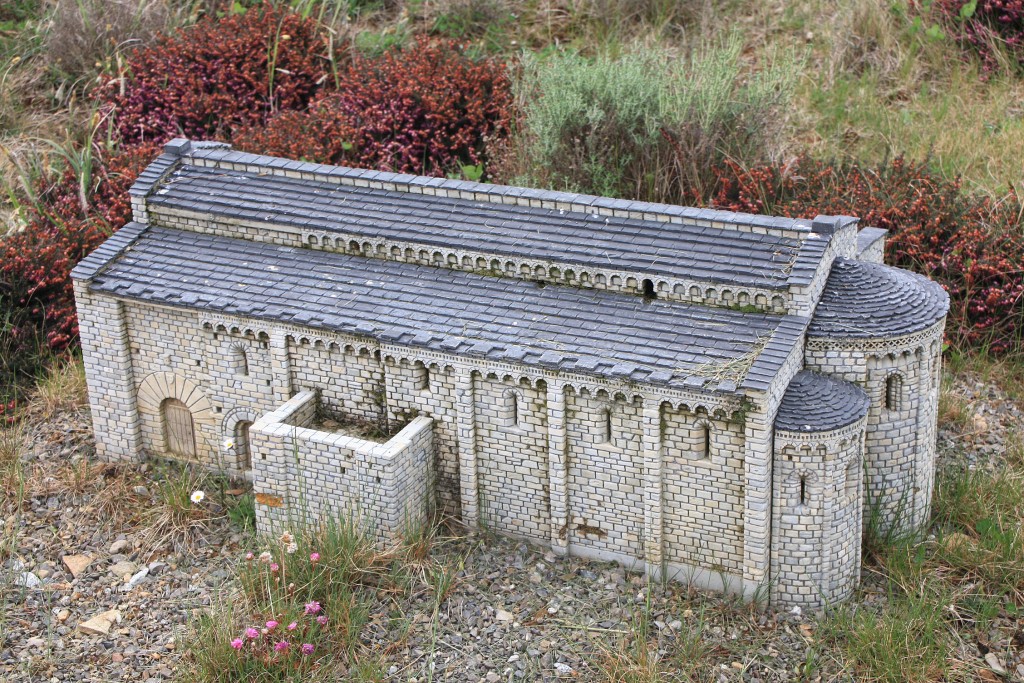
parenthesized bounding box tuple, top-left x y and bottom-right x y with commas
(230, 611, 326, 661)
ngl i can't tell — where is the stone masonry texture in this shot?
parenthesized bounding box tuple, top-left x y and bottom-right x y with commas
(71, 139, 951, 608)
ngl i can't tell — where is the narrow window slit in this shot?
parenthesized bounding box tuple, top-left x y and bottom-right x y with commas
(601, 408, 613, 444)
(885, 374, 903, 410)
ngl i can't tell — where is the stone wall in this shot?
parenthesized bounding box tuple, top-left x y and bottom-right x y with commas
(73, 284, 142, 462)
(564, 389, 644, 563)
(382, 358, 461, 516)
(661, 405, 746, 578)
(473, 375, 550, 541)
(77, 296, 776, 601)
(771, 419, 865, 607)
(126, 304, 282, 474)
(856, 228, 888, 263)
(789, 222, 858, 318)
(250, 391, 432, 544)
(288, 340, 385, 425)
(804, 320, 945, 534)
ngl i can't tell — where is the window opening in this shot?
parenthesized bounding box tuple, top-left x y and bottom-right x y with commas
(413, 362, 430, 391)
(601, 408, 613, 443)
(885, 374, 902, 410)
(231, 345, 249, 376)
(642, 278, 656, 300)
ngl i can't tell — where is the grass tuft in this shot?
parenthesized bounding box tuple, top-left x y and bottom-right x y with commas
(26, 354, 86, 419)
(179, 513, 447, 681)
(139, 462, 221, 556)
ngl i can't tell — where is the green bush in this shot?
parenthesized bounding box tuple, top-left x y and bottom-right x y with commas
(508, 35, 798, 204)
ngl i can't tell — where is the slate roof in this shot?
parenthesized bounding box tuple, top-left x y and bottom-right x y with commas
(84, 226, 797, 393)
(146, 162, 806, 290)
(182, 143, 813, 234)
(856, 227, 888, 257)
(807, 258, 949, 339)
(775, 370, 869, 433)
(70, 222, 149, 281)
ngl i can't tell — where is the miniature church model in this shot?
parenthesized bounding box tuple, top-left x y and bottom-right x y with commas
(73, 139, 948, 608)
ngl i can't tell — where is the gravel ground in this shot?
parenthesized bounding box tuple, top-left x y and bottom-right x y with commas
(365, 535, 817, 682)
(0, 408, 247, 682)
(2, 370, 1022, 682)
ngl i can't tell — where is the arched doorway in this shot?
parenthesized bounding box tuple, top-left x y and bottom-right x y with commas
(162, 398, 197, 458)
(235, 420, 253, 471)
(137, 372, 215, 461)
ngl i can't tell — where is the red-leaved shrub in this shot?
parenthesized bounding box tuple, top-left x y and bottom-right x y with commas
(710, 156, 1024, 352)
(931, 0, 1024, 75)
(1, 143, 157, 354)
(107, 3, 330, 145)
(235, 41, 513, 176)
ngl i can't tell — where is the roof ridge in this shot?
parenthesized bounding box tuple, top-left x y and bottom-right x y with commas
(89, 225, 794, 395)
(161, 137, 815, 239)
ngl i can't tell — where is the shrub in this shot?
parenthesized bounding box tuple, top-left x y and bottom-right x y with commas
(931, 0, 1024, 75)
(709, 156, 1024, 352)
(506, 36, 797, 203)
(106, 3, 330, 145)
(0, 142, 156, 370)
(235, 41, 513, 177)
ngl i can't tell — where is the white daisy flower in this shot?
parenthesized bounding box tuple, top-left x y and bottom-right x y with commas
(223, 438, 235, 450)
(190, 490, 205, 504)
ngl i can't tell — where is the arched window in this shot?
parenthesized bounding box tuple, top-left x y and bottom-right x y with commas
(504, 389, 522, 427)
(885, 374, 903, 411)
(413, 362, 430, 391)
(230, 345, 249, 377)
(600, 408, 613, 444)
(694, 423, 712, 459)
(642, 278, 656, 300)
(799, 474, 808, 506)
(235, 420, 253, 471)
(162, 398, 196, 458)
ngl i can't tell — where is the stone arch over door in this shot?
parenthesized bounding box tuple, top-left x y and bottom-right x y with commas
(137, 372, 216, 458)
(223, 407, 258, 474)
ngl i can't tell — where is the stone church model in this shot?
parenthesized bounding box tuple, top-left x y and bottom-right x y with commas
(73, 138, 949, 608)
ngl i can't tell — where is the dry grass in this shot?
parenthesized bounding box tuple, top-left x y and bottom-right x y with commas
(418, 0, 710, 53)
(26, 356, 87, 418)
(137, 462, 222, 558)
(938, 373, 973, 435)
(45, 0, 190, 82)
(0, 424, 25, 499)
(720, 0, 1024, 196)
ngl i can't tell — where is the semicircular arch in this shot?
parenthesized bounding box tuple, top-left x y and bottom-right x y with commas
(137, 372, 215, 425)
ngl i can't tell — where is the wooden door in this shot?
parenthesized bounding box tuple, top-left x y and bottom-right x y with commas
(163, 399, 197, 458)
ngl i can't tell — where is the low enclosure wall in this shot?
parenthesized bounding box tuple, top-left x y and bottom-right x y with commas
(250, 390, 433, 544)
